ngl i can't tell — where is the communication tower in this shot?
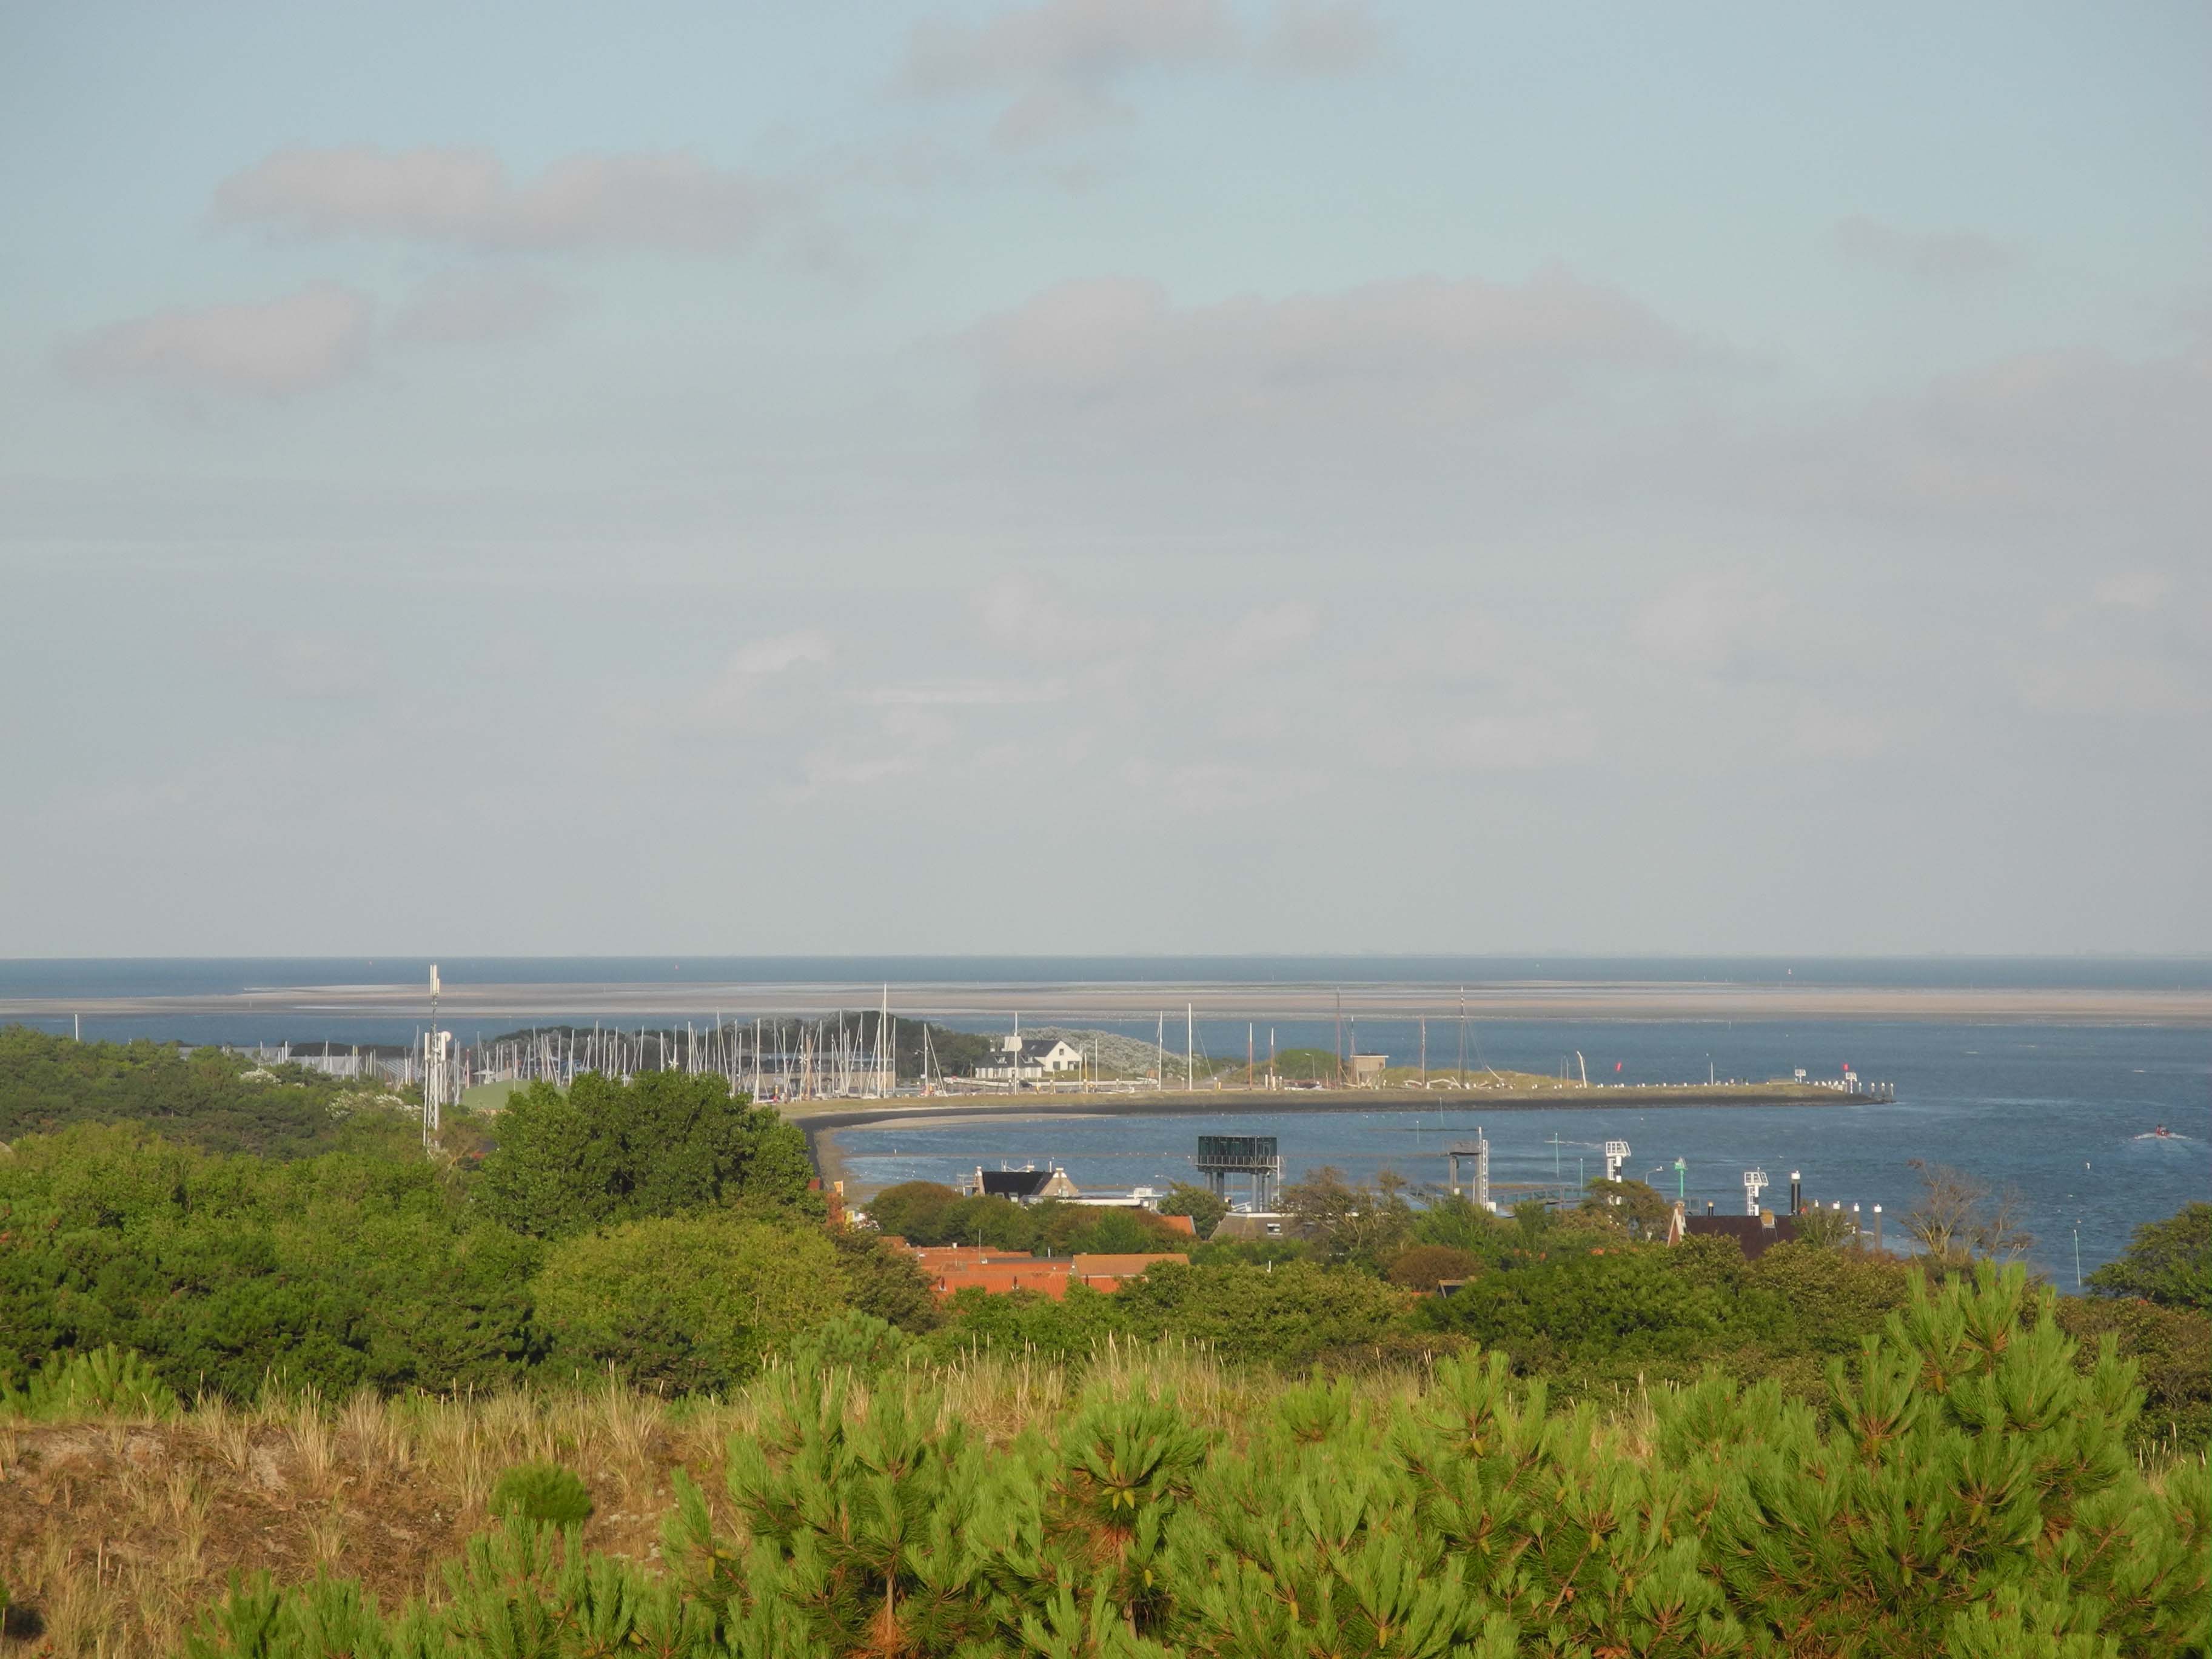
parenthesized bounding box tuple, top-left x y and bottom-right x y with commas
(1446, 1130, 1490, 1208)
(1743, 1167, 1769, 1215)
(422, 964, 445, 1146)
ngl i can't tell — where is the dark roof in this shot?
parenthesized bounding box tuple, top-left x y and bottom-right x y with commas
(1682, 1214, 1801, 1260)
(980, 1168, 1054, 1198)
(1016, 1037, 1070, 1056)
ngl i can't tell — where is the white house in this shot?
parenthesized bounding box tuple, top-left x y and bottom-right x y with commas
(975, 1034, 1085, 1082)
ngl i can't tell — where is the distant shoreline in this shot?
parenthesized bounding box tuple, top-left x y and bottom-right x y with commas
(8, 979, 2208, 1027)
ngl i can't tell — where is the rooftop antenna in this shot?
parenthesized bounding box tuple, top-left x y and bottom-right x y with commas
(1743, 1167, 1769, 1215)
(1600, 1138, 1630, 1202)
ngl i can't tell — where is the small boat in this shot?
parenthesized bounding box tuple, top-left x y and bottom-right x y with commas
(2152, 1125, 2172, 1138)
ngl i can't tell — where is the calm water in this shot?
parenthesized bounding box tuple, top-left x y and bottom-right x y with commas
(833, 1018, 2208, 1282)
(3, 959, 2205, 1278)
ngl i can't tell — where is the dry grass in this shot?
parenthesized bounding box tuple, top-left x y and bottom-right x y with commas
(0, 1346, 1476, 1657)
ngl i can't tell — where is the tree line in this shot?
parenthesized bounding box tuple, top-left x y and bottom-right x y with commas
(0, 1025, 2205, 1448)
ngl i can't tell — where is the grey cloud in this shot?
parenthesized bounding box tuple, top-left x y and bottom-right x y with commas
(689, 631, 837, 728)
(1832, 215, 2017, 280)
(213, 145, 783, 253)
(2092, 572, 2170, 610)
(265, 637, 386, 702)
(970, 269, 1712, 447)
(389, 269, 571, 346)
(1629, 577, 1790, 675)
(728, 631, 834, 675)
(65, 267, 568, 405)
(1258, 1, 1382, 75)
(1415, 711, 1597, 771)
(61, 281, 374, 397)
(1211, 600, 1319, 671)
(2011, 574, 2209, 717)
(1770, 341, 2211, 536)
(900, 0, 1373, 145)
(903, 0, 1235, 93)
(862, 679, 1068, 706)
(973, 575, 1138, 660)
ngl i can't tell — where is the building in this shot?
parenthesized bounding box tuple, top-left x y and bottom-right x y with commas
(901, 1244, 1187, 1299)
(959, 1164, 1081, 1202)
(1210, 1212, 1290, 1242)
(976, 1034, 1086, 1082)
(1349, 1054, 1389, 1085)
(1070, 1253, 1188, 1288)
(1054, 1184, 1172, 1212)
(1664, 1205, 1801, 1260)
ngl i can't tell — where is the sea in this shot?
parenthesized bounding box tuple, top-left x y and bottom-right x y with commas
(3, 956, 2205, 1281)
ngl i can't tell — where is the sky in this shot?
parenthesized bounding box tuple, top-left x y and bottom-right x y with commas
(1, 1, 2207, 957)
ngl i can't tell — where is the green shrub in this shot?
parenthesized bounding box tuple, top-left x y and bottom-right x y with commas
(487, 1461, 594, 1527)
(532, 1213, 848, 1393)
(862, 1179, 964, 1242)
(1, 1344, 176, 1421)
(1156, 1182, 1230, 1239)
(474, 1070, 813, 1239)
(2086, 1202, 2212, 1310)
(1386, 1243, 1481, 1289)
(783, 1310, 914, 1375)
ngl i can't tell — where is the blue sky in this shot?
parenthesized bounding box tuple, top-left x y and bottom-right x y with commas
(2, 2, 2207, 954)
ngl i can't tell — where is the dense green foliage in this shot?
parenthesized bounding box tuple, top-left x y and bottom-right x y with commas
(488, 1462, 595, 1527)
(941, 1262, 1411, 1370)
(1416, 1234, 1909, 1388)
(3, 1033, 2207, 1477)
(533, 1214, 850, 1392)
(0, 1067, 841, 1401)
(2087, 1201, 2212, 1310)
(0, 1124, 543, 1399)
(475, 1071, 813, 1239)
(0, 1025, 414, 1158)
(1270, 1045, 1341, 1081)
(2054, 1293, 2212, 1448)
(1385, 1244, 1480, 1289)
(181, 1268, 2209, 1659)
(0, 1341, 177, 1420)
(1155, 1181, 1228, 1239)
